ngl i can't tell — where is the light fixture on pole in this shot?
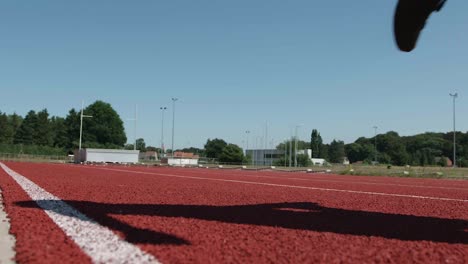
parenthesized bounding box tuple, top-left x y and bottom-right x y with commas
(79, 100, 93, 150)
(160, 107, 167, 158)
(171, 98, 178, 156)
(449, 93, 458, 167)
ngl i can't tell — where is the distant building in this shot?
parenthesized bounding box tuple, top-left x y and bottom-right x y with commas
(161, 151, 199, 166)
(311, 158, 326, 166)
(246, 149, 284, 166)
(139, 151, 158, 161)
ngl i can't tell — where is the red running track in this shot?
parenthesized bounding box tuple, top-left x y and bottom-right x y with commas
(0, 162, 467, 263)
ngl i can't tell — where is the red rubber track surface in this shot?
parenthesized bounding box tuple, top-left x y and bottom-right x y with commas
(1, 162, 467, 263)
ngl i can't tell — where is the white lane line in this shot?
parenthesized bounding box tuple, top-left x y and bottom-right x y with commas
(91, 166, 468, 203)
(0, 163, 160, 264)
(175, 169, 468, 191)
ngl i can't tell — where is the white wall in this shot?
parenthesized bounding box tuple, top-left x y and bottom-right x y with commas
(168, 158, 198, 166)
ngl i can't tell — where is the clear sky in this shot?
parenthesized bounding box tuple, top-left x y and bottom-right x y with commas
(1, 0, 467, 150)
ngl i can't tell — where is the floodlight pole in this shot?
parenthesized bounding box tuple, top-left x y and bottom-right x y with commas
(79, 100, 93, 150)
(127, 105, 138, 150)
(450, 93, 458, 167)
(171, 98, 178, 156)
(245, 130, 250, 156)
(289, 134, 292, 168)
(134, 104, 138, 151)
(373, 126, 378, 164)
(284, 140, 287, 167)
(160, 107, 167, 157)
(294, 124, 302, 167)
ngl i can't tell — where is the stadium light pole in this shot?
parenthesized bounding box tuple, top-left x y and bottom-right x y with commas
(160, 107, 167, 157)
(284, 140, 287, 167)
(294, 124, 303, 167)
(373, 126, 378, 164)
(289, 135, 292, 168)
(79, 100, 93, 150)
(450, 93, 458, 167)
(171, 98, 178, 156)
(127, 105, 138, 151)
(245, 130, 250, 156)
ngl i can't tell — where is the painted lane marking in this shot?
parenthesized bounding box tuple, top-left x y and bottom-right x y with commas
(101, 166, 468, 191)
(91, 167, 468, 203)
(172, 169, 468, 191)
(0, 163, 160, 264)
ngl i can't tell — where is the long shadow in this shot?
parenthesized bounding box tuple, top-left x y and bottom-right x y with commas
(16, 201, 467, 245)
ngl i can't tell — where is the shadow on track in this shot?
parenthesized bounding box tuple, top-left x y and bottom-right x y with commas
(16, 201, 467, 245)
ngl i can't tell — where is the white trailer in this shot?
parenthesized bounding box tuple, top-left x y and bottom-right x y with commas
(74, 149, 139, 163)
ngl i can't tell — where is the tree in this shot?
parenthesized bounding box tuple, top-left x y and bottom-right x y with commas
(14, 110, 37, 145)
(50, 117, 69, 148)
(377, 131, 409, 165)
(8, 113, 22, 136)
(345, 143, 362, 163)
(310, 129, 323, 158)
(35, 109, 53, 146)
(81, 101, 127, 147)
(328, 140, 345, 163)
(204, 138, 227, 159)
(135, 138, 146, 151)
(219, 144, 244, 163)
(65, 109, 80, 149)
(0, 112, 14, 144)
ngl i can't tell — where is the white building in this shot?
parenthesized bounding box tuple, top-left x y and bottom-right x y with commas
(311, 158, 326, 166)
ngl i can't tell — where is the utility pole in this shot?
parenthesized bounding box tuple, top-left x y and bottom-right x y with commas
(245, 130, 250, 156)
(171, 98, 178, 156)
(450, 93, 458, 167)
(373, 126, 378, 164)
(127, 105, 138, 151)
(160, 107, 167, 158)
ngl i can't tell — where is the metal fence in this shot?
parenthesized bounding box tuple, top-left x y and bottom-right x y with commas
(0, 153, 71, 163)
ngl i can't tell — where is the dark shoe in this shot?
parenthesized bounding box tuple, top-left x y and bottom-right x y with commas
(394, 0, 447, 52)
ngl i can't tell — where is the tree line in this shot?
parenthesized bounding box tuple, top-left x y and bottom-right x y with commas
(0, 101, 127, 155)
(295, 129, 468, 167)
(2, 101, 467, 167)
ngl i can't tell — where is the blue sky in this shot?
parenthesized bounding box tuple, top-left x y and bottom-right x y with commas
(1, 0, 467, 149)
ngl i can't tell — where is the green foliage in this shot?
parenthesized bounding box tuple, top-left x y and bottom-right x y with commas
(14, 110, 37, 145)
(296, 154, 312, 167)
(0, 101, 128, 155)
(219, 144, 244, 163)
(243, 153, 252, 164)
(0, 143, 65, 155)
(82, 101, 127, 146)
(65, 108, 80, 149)
(50, 117, 68, 148)
(35, 109, 53, 146)
(0, 112, 14, 144)
(136, 138, 146, 151)
(204, 138, 227, 159)
(328, 140, 345, 163)
(310, 129, 323, 158)
(274, 153, 311, 167)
